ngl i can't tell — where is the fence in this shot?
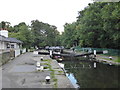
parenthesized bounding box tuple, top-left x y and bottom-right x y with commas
(22, 48, 26, 54)
(75, 46, 120, 56)
(15, 49, 21, 57)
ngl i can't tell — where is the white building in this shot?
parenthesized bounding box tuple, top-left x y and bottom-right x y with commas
(7, 38, 22, 49)
(0, 35, 10, 50)
(0, 29, 23, 56)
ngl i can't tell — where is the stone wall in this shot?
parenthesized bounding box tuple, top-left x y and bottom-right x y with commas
(0, 48, 26, 66)
(0, 50, 14, 66)
(2, 51, 10, 65)
(0, 51, 10, 66)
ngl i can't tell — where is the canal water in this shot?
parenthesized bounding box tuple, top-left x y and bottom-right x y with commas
(61, 57, 119, 88)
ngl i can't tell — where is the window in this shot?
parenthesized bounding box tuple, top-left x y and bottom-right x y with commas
(11, 44, 14, 48)
(7, 44, 10, 48)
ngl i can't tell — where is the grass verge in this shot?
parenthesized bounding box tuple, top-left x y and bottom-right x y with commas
(44, 59, 58, 88)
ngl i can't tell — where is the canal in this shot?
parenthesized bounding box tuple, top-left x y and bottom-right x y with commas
(61, 57, 119, 88)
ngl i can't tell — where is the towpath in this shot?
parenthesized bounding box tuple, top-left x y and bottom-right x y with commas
(1, 52, 74, 88)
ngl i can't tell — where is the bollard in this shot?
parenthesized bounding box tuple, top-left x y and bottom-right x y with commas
(40, 57, 43, 61)
(109, 62, 112, 65)
(109, 56, 112, 60)
(36, 62, 40, 71)
(36, 62, 40, 67)
(36, 66, 41, 71)
(36, 66, 44, 71)
(40, 66, 44, 71)
(45, 76, 50, 84)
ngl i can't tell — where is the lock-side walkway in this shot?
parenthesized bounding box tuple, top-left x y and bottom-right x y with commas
(1, 52, 74, 88)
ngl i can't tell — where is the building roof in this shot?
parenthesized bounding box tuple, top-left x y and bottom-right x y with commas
(8, 38, 23, 44)
(0, 35, 23, 44)
(0, 35, 10, 42)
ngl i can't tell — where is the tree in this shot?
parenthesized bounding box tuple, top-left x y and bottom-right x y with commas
(61, 2, 120, 49)
(9, 22, 33, 48)
(31, 20, 60, 47)
(61, 22, 78, 48)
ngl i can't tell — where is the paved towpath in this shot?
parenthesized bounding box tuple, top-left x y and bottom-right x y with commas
(1, 52, 74, 88)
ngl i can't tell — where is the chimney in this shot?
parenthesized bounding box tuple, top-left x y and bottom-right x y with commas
(0, 29, 8, 37)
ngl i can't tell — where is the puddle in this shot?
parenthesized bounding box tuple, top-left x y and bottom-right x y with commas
(10, 65, 36, 72)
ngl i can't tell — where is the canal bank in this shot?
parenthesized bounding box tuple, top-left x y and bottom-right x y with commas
(2, 52, 75, 88)
(33, 52, 75, 88)
(96, 55, 120, 65)
(63, 49, 120, 66)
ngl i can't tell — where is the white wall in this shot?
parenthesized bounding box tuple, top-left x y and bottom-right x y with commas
(10, 43, 20, 49)
(15, 49, 20, 57)
(22, 48, 26, 53)
(10, 43, 21, 57)
(0, 41, 8, 50)
(0, 30, 8, 37)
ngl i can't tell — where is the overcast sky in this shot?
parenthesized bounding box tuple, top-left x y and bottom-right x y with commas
(0, 0, 93, 32)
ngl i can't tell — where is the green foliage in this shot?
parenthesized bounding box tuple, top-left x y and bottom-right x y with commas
(31, 20, 61, 47)
(8, 22, 33, 48)
(61, 2, 120, 49)
(0, 21, 11, 29)
(1, 21, 6, 29)
(61, 22, 79, 48)
(1, 20, 61, 49)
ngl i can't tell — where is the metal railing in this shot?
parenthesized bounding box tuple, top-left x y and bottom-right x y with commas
(75, 46, 120, 56)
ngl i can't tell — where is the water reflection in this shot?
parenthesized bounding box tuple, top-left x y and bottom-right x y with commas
(66, 73, 80, 88)
(62, 58, 119, 88)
